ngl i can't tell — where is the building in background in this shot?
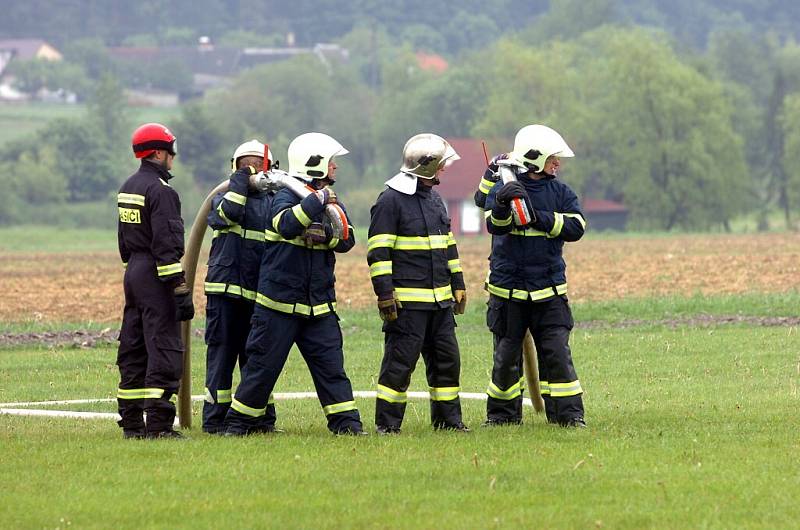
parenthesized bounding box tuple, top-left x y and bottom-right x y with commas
(440, 138, 629, 235)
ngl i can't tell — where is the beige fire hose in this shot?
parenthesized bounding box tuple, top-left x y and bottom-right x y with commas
(177, 179, 229, 429)
(522, 331, 545, 413)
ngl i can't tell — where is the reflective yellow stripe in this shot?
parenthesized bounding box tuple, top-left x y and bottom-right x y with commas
(491, 213, 512, 227)
(395, 285, 453, 303)
(539, 380, 551, 396)
(484, 210, 492, 219)
(550, 212, 564, 237)
(394, 234, 448, 250)
(268, 393, 275, 405)
(223, 190, 246, 205)
(447, 231, 457, 247)
(487, 282, 567, 301)
(291, 203, 312, 227)
(376, 384, 407, 404)
(367, 233, 397, 251)
(369, 261, 393, 277)
(478, 177, 494, 194)
(157, 262, 183, 277)
(272, 210, 286, 232)
(487, 381, 521, 401)
(204, 282, 256, 301)
(323, 400, 357, 415)
(429, 386, 459, 401)
(117, 387, 165, 400)
(447, 259, 462, 274)
(213, 225, 266, 242)
(265, 229, 333, 250)
(328, 237, 340, 248)
(563, 212, 587, 229)
(122, 262, 128, 269)
(550, 380, 583, 397)
(509, 228, 548, 237)
(255, 293, 295, 314)
(255, 293, 334, 316)
(231, 397, 266, 417)
(217, 202, 234, 225)
(117, 193, 145, 207)
(217, 389, 232, 403)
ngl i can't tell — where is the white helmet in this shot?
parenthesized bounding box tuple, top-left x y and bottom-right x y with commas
(231, 139, 272, 170)
(511, 124, 574, 172)
(287, 132, 348, 181)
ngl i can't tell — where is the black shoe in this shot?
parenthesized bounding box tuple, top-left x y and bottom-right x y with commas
(146, 429, 186, 439)
(481, 418, 522, 428)
(562, 417, 587, 428)
(375, 425, 401, 435)
(248, 425, 285, 435)
(335, 426, 369, 436)
(434, 422, 471, 433)
(123, 429, 146, 439)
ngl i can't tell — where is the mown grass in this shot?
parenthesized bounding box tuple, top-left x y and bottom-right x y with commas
(2, 302, 799, 529)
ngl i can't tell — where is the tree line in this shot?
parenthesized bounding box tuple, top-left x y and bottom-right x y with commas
(2, 0, 800, 230)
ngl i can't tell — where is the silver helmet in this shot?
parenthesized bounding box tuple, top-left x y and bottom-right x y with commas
(400, 133, 460, 179)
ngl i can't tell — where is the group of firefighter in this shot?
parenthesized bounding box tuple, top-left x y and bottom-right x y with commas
(115, 121, 586, 439)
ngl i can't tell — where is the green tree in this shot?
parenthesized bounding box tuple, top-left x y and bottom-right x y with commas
(171, 102, 232, 187)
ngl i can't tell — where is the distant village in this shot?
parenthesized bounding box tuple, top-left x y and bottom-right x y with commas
(0, 37, 628, 232)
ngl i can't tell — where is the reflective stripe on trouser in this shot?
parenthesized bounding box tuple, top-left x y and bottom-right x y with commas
(376, 308, 463, 429)
(486, 295, 584, 424)
(224, 307, 361, 434)
(116, 254, 183, 433)
(202, 295, 277, 432)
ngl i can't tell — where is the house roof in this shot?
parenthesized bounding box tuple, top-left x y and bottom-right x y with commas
(415, 52, 448, 73)
(438, 138, 628, 214)
(0, 39, 61, 60)
(438, 138, 489, 200)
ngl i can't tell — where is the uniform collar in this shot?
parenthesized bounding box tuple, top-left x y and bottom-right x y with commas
(141, 159, 174, 181)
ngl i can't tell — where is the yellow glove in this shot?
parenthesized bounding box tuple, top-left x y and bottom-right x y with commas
(377, 293, 401, 322)
(453, 289, 467, 315)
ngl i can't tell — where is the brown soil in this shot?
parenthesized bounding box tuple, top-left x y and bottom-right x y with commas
(1, 232, 798, 327)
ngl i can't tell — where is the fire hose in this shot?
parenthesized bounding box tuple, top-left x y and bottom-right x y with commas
(176, 169, 349, 428)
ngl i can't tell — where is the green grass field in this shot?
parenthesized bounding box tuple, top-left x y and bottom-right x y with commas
(0, 102, 177, 147)
(2, 295, 799, 529)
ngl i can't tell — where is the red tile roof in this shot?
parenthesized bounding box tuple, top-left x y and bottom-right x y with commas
(439, 138, 627, 213)
(415, 52, 448, 73)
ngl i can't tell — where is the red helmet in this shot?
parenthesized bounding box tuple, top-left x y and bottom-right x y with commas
(131, 123, 177, 159)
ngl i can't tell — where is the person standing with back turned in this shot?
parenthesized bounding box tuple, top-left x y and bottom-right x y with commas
(116, 123, 194, 439)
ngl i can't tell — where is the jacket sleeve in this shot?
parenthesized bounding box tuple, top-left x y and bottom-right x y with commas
(149, 184, 186, 283)
(328, 201, 356, 253)
(530, 185, 586, 242)
(210, 169, 250, 228)
(474, 165, 499, 209)
(367, 192, 396, 298)
(271, 188, 326, 240)
(446, 231, 465, 291)
(117, 222, 130, 267)
(485, 181, 514, 235)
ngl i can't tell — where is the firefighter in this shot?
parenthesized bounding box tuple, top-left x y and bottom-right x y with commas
(202, 140, 279, 434)
(224, 132, 365, 436)
(484, 124, 587, 428)
(367, 133, 470, 434)
(116, 123, 194, 439)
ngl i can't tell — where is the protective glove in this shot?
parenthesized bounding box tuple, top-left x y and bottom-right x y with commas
(377, 292, 401, 322)
(231, 165, 257, 189)
(495, 180, 526, 207)
(453, 289, 467, 315)
(173, 283, 195, 321)
(303, 221, 333, 246)
(485, 153, 509, 181)
(314, 186, 337, 205)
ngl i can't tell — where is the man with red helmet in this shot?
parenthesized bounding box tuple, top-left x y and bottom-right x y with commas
(116, 122, 194, 439)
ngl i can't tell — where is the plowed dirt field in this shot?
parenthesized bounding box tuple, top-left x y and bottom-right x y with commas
(1, 233, 798, 324)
